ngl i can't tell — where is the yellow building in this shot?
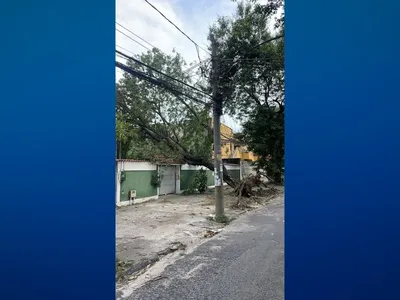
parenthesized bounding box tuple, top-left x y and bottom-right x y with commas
(210, 121, 258, 162)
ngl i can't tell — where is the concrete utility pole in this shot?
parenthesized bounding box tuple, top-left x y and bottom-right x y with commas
(211, 36, 224, 216)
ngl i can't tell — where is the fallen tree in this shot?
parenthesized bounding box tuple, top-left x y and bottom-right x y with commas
(233, 173, 279, 208)
(116, 0, 285, 193)
(116, 49, 238, 188)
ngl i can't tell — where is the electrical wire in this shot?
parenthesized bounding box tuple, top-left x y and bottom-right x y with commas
(144, 0, 211, 55)
(116, 28, 152, 52)
(116, 45, 207, 79)
(116, 61, 211, 106)
(116, 45, 136, 57)
(216, 34, 284, 82)
(116, 21, 167, 55)
(116, 50, 212, 99)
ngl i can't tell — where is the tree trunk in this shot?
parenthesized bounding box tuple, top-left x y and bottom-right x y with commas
(198, 161, 237, 189)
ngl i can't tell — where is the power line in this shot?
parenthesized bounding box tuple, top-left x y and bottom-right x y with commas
(116, 45, 136, 57)
(116, 50, 207, 95)
(220, 57, 282, 62)
(116, 61, 211, 106)
(116, 50, 211, 102)
(116, 28, 151, 52)
(144, 0, 211, 55)
(183, 61, 203, 74)
(116, 45, 208, 78)
(116, 50, 212, 99)
(182, 58, 211, 76)
(217, 34, 284, 80)
(116, 21, 165, 54)
(116, 48, 208, 88)
(249, 35, 283, 52)
(117, 61, 246, 143)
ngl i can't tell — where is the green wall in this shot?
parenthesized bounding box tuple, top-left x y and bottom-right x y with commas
(180, 170, 196, 190)
(119, 167, 240, 200)
(120, 170, 157, 201)
(180, 169, 215, 191)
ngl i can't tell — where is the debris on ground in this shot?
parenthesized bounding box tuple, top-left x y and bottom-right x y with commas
(232, 174, 281, 209)
(116, 242, 186, 284)
(204, 230, 218, 238)
(157, 242, 186, 256)
(116, 258, 158, 283)
(116, 185, 283, 288)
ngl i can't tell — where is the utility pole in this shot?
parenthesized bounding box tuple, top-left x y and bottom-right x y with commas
(211, 36, 224, 216)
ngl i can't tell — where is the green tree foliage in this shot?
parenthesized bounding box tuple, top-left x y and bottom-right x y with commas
(238, 106, 284, 183)
(194, 168, 208, 194)
(208, 0, 285, 182)
(150, 171, 163, 188)
(116, 49, 212, 164)
(184, 168, 208, 194)
(116, 49, 237, 187)
(208, 0, 284, 117)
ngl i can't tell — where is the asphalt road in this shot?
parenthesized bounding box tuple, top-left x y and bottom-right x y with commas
(128, 195, 284, 300)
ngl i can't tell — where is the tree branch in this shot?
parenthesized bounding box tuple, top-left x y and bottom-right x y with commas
(135, 115, 192, 157)
(243, 87, 262, 106)
(170, 90, 213, 135)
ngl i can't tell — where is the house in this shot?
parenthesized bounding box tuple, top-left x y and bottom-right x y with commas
(115, 158, 243, 206)
(115, 121, 258, 206)
(210, 120, 258, 162)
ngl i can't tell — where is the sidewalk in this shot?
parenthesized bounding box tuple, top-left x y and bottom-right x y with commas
(116, 186, 282, 293)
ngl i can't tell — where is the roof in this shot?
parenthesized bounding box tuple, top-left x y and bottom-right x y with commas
(116, 156, 184, 165)
(152, 155, 185, 165)
(116, 159, 149, 163)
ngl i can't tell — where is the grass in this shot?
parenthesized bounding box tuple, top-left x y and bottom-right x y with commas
(215, 214, 231, 224)
(207, 213, 234, 224)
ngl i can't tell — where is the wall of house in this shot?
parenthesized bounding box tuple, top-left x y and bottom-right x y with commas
(116, 161, 158, 205)
(180, 163, 242, 192)
(221, 142, 233, 159)
(221, 123, 234, 159)
(180, 165, 214, 191)
(116, 160, 244, 206)
(209, 120, 258, 162)
(240, 149, 258, 161)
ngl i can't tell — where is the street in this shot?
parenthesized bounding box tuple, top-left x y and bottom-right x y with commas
(127, 195, 284, 300)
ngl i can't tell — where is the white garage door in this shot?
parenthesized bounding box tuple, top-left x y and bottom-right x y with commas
(159, 166, 176, 195)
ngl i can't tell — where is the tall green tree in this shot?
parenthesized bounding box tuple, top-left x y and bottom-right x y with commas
(238, 106, 284, 183)
(115, 111, 130, 159)
(208, 0, 285, 182)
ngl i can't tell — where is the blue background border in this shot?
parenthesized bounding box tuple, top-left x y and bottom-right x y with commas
(1, 0, 400, 299)
(286, 0, 400, 299)
(0, 0, 115, 299)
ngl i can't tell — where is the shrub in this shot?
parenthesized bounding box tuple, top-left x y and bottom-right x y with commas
(194, 168, 208, 194)
(150, 171, 163, 188)
(214, 214, 231, 224)
(182, 185, 196, 195)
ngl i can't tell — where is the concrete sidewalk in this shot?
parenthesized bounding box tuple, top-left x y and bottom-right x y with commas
(124, 195, 284, 300)
(116, 187, 283, 298)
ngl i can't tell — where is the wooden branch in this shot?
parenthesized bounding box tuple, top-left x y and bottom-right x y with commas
(170, 90, 213, 135)
(243, 87, 262, 106)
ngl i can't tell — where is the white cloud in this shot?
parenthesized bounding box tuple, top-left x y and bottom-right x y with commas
(116, 0, 280, 132)
(116, 0, 236, 78)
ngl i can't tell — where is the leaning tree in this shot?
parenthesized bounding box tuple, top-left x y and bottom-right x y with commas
(116, 49, 237, 187)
